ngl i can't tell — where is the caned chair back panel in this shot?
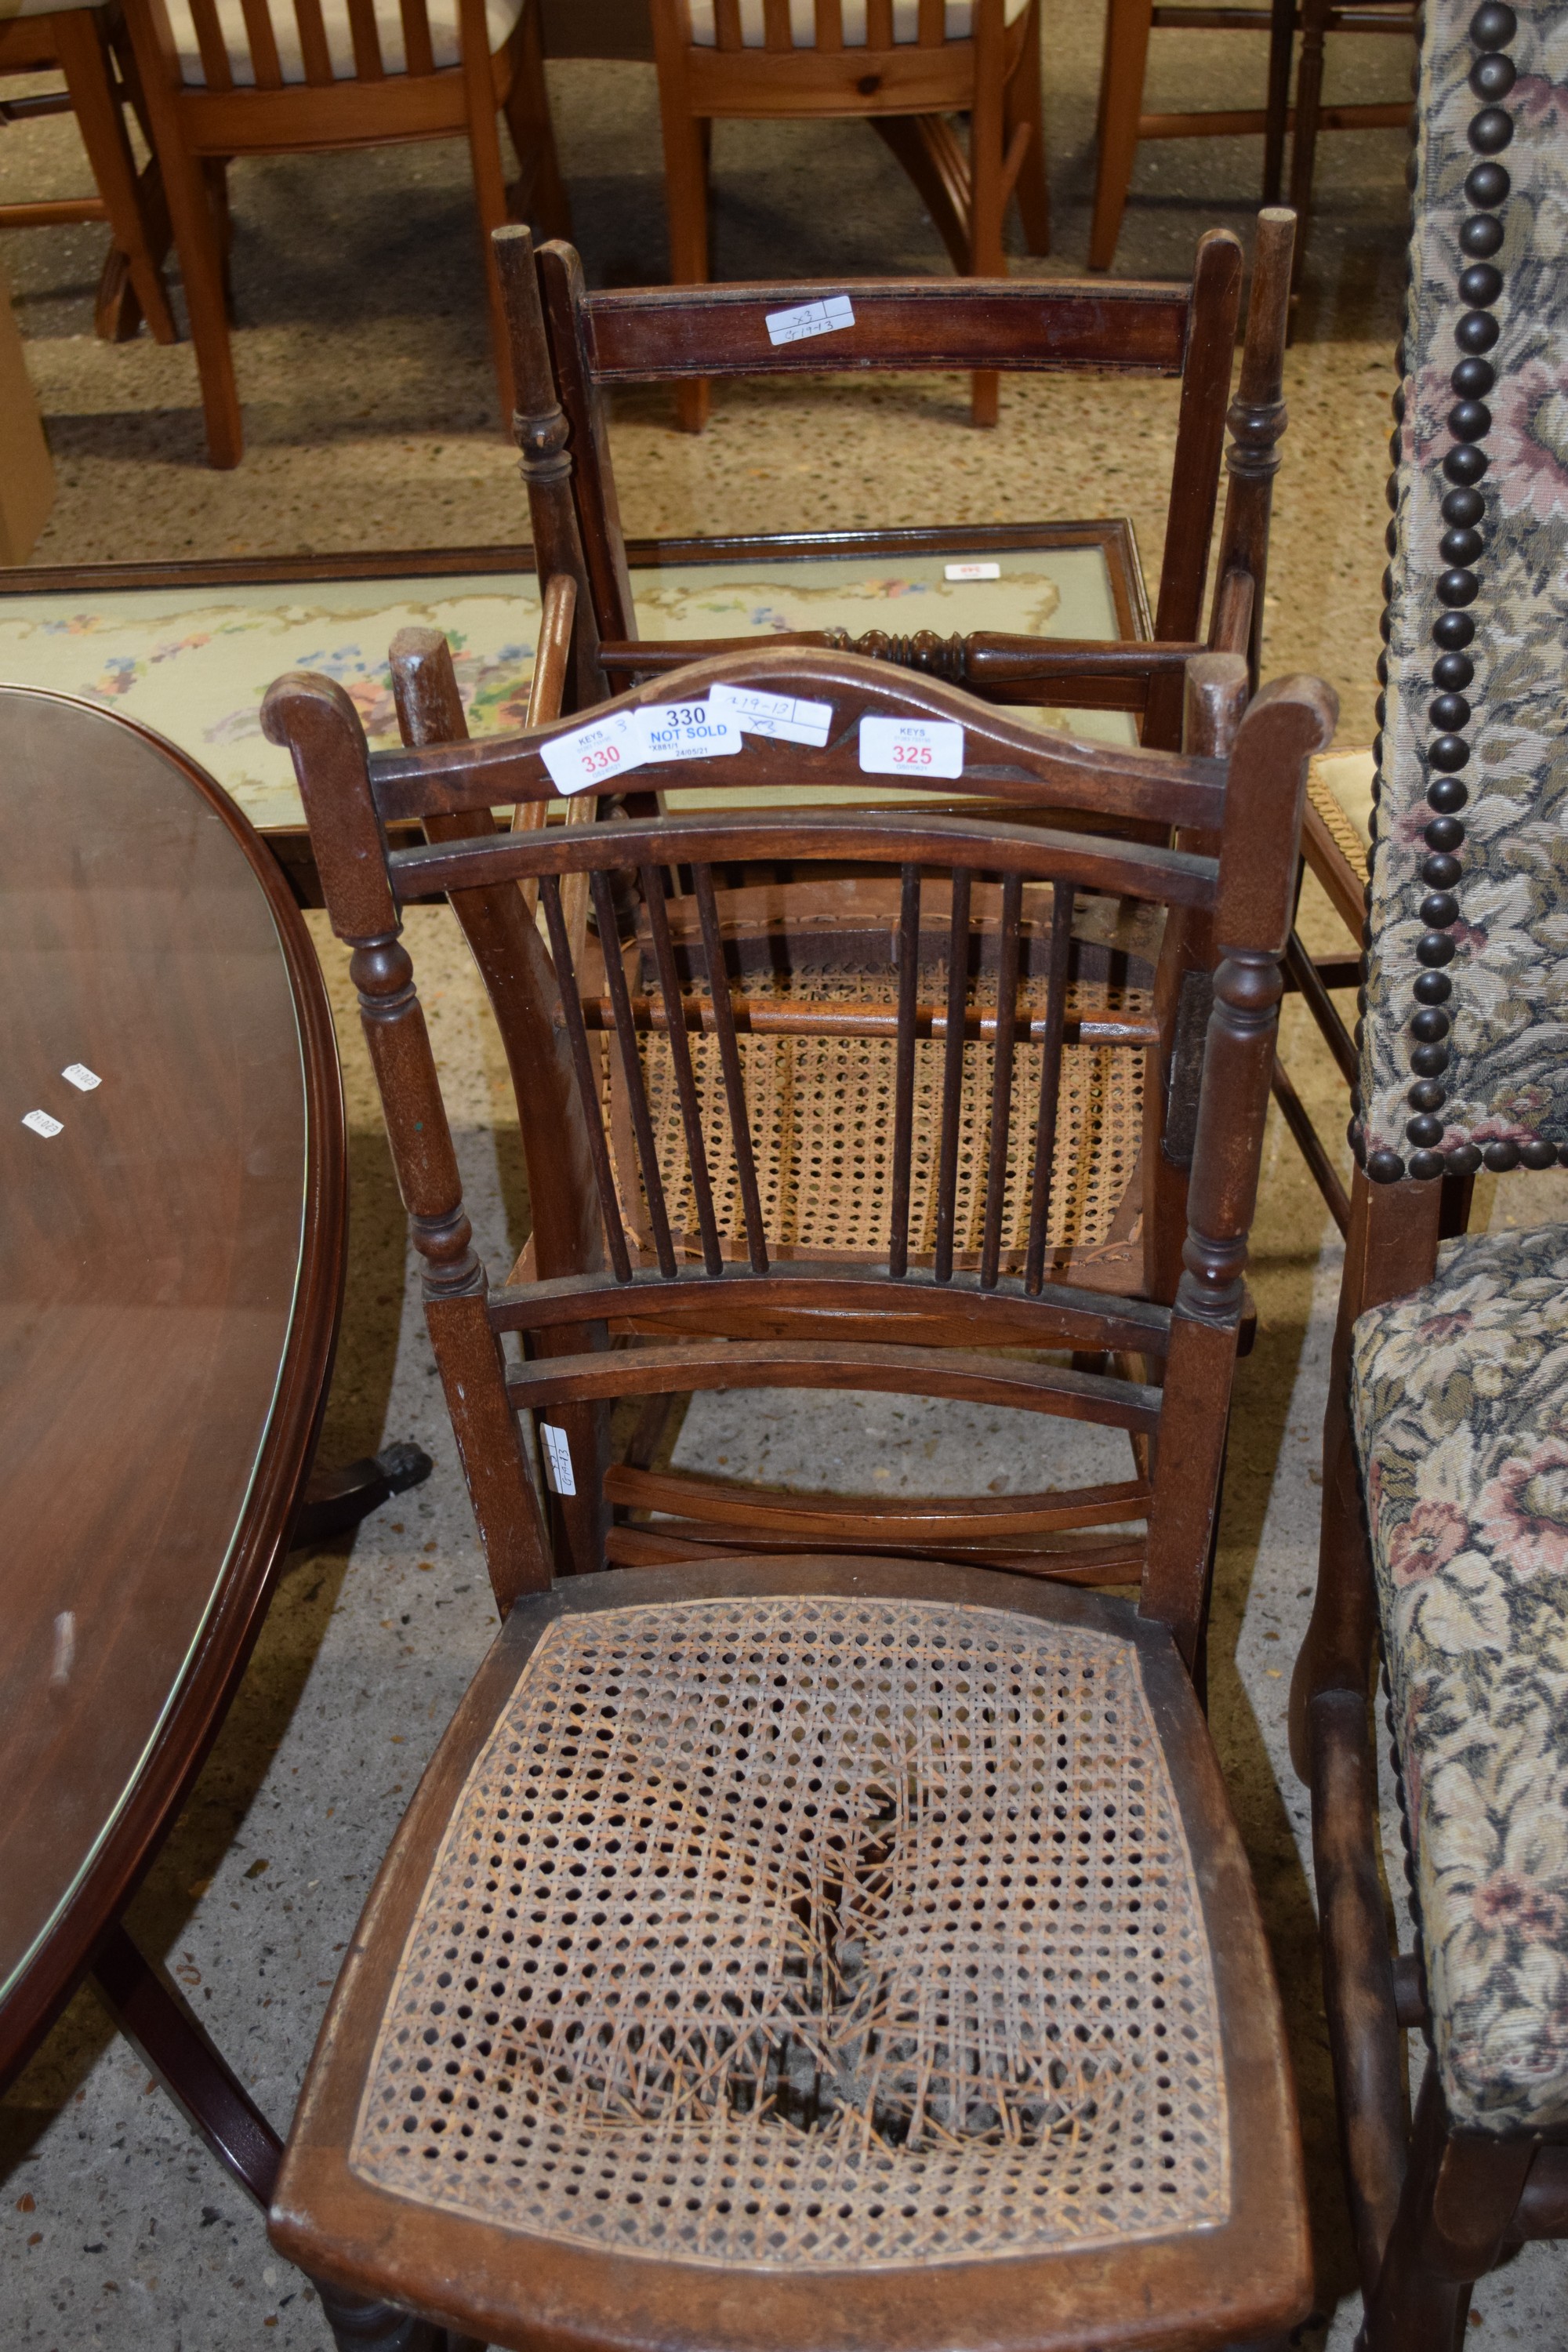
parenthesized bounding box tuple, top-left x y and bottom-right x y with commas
(532, 233, 1243, 662)
(681, 0, 1028, 46)
(1359, 0, 1568, 1184)
(158, 0, 517, 87)
(265, 644, 1334, 1640)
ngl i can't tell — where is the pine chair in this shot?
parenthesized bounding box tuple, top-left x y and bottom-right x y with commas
(648, 0, 1050, 430)
(119, 0, 570, 466)
(1290, 2, 1568, 2339)
(261, 637, 1333, 2352)
(1088, 0, 1416, 281)
(0, 1, 176, 342)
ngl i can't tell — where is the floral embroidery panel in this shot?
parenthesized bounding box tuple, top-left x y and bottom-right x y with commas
(1352, 1221, 1568, 2131)
(1365, 2, 1568, 1156)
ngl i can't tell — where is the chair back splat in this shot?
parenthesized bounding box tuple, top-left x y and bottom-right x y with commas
(265, 645, 1334, 1658)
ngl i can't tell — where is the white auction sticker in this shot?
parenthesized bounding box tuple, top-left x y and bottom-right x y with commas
(709, 681, 833, 750)
(540, 1422, 575, 1497)
(858, 716, 965, 780)
(765, 293, 855, 348)
(637, 700, 741, 764)
(540, 709, 644, 797)
(944, 561, 1001, 582)
(22, 1109, 63, 1138)
(61, 1063, 100, 1091)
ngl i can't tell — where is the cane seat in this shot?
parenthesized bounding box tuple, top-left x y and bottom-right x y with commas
(272, 1563, 1308, 2350)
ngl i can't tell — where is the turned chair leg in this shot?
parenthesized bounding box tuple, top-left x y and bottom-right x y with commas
(1088, 0, 1152, 270)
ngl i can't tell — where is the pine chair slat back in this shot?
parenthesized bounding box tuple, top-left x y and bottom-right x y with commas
(265, 641, 1334, 1654)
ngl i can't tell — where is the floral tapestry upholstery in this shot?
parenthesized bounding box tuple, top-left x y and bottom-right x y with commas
(1359, 0, 1568, 1174)
(1351, 1221, 1568, 2132)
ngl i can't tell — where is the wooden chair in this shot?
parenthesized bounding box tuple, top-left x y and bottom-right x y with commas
(118, 0, 570, 467)
(1290, 2, 1568, 2338)
(0, 1, 176, 342)
(499, 216, 1291, 733)
(260, 637, 1333, 2351)
(648, 0, 1050, 429)
(492, 211, 1367, 1239)
(1088, 0, 1416, 281)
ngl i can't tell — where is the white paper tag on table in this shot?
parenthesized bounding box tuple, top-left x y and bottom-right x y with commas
(540, 1421, 575, 1497)
(764, 294, 855, 347)
(636, 700, 741, 764)
(709, 681, 833, 750)
(22, 1109, 63, 1138)
(540, 709, 645, 796)
(858, 716, 965, 780)
(944, 561, 1001, 582)
(61, 1063, 100, 1091)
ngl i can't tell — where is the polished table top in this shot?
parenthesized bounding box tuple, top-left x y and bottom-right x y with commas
(0, 685, 343, 2082)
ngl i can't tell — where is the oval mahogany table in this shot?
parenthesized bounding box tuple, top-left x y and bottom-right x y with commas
(0, 684, 345, 2160)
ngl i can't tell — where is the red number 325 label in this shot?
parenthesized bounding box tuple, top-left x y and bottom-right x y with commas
(858, 716, 965, 781)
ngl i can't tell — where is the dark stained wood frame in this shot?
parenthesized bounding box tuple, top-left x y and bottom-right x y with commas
(0, 689, 347, 2095)
(1290, 1172, 1568, 2343)
(269, 1555, 1313, 2352)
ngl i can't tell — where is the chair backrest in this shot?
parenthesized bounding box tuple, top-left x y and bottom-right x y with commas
(1356, 0, 1567, 1200)
(495, 217, 1297, 739)
(666, 0, 1018, 51)
(153, 0, 478, 91)
(263, 641, 1334, 1661)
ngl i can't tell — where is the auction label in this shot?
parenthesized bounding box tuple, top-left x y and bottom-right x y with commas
(540, 709, 644, 795)
(709, 681, 833, 749)
(764, 293, 855, 347)
(858, 715, 965, 780)
(637, 700, 741, 763)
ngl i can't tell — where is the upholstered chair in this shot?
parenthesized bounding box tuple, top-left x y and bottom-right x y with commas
(1290, 2, 1568, 2340)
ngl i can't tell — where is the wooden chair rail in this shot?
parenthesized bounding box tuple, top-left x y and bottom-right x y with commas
(504, 1336, 1166, 1432)
(598, 633, 1210, 713)
(387, 811, 1218, 912)
(603, 1461, 1154, 1534)
(488, 1264, 1175, 1352)
(577, 993, 1160, 1047)
(579, 274, 1192, 379)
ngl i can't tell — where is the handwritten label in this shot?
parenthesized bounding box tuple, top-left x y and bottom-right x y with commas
(944, 561, 1001, 582)
(539, 710, 644, 797)
(710, 681, 833, 750)
(22, 1109, 63, 1138)
(765, 293, 855, 347)
(62, 1063, 100, 1091)
(858, 716, 965, 780)
(541, 1422, 575, 1497)
(637, 700, 741, 764)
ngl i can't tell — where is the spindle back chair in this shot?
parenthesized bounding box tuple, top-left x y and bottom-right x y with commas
(264, 639, 1334, 1633)
(648, 0, 1048, 429)
(260, 639, 1331, 2352)
(122, 0, 568, 465)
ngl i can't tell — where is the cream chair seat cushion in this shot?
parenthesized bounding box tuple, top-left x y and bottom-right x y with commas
(0, 0, 113, 18)
(160, 0, 522, 85)
(688, 0, 1029, 44)
(1352, 1220, 1568, 2133)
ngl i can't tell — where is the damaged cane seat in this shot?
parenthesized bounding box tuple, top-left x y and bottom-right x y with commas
(271, 1562, 1307, 2350)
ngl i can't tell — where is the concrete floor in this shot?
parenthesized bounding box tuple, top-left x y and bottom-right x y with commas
(4, 2, 1566, 2346)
